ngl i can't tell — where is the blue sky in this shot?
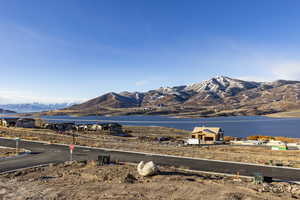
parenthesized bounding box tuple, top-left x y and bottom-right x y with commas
(1, 0, 300, 103)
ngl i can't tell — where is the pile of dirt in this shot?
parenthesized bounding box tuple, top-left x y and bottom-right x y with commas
(0, 161, 299, 200)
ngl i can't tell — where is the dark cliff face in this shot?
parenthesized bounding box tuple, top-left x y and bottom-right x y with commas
(65, 76, 300, 114)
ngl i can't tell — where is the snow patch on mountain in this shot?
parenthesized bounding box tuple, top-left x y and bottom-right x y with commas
(185, 76, 260, 97)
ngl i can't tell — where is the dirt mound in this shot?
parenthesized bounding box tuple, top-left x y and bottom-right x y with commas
(0, 161, 299, 200)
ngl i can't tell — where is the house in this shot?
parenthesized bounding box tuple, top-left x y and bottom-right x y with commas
(15, 118, 45, 128)
(190, 127, 224, 144)
(87, 124, 102, 131)
(0, 118, 20, 127)
(45, 123, 76, 132)
(99, 123, 122, 132)
(96, 123, 126, 135)
(0, 119, 8, 127)
(0, 119, 7, 127)
(76, 124, 88, 131)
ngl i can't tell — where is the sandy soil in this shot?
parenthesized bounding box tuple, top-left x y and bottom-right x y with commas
(0, 126, 300, 168)
(0, 161, 299, 200)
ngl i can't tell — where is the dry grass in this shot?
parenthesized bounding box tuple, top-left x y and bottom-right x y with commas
(0, 126, 300, 168)
(123, 126, 190, 137)
(267, 109, 300, 118)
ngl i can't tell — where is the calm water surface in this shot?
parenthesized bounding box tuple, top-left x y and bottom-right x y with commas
(40, 115, 300, 138)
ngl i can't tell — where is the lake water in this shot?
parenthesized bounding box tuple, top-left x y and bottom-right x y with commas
(39, 115, 300, 138)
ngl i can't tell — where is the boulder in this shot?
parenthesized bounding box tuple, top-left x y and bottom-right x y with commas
(137, 161, 158, 177)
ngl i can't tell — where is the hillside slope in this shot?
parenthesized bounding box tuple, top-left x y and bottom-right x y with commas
(45, 76, 300, 117)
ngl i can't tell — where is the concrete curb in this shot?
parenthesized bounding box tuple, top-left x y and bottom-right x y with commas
(0, 163, 51, 175)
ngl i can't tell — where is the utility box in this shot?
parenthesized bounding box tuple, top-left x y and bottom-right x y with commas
(263, 176, 273, 183)
(97, 154, 110, 166)
(253, 173, 273, 184)
(253, 173, 263, 184)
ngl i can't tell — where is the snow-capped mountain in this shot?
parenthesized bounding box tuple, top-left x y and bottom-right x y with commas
(186, 76, 260, 97)
(66, 76, 300, 116)
(0, 102, 76, 113)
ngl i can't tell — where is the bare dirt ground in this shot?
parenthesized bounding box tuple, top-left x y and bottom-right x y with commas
(0, 126, 300, 168)
(0, 161, 299, 200)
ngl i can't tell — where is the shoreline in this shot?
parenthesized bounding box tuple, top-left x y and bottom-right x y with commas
(13, 112, 300, 120)
(266, 110, 300, 118)
(12, 110, 300, 119)
(12, 107, 293, 119)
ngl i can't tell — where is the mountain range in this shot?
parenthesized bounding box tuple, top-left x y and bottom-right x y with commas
(0, 108, 16, 114)
(0, 103, 74, 113)
(40, 76, 300, 118)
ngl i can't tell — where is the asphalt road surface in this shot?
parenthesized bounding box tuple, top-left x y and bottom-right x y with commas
(1, 138, 300, 181)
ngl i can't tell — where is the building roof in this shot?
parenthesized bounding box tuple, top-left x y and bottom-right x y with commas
(17, 118, 36, 122)
(2, 118, 19, 122)
(192, 127, 222, 134)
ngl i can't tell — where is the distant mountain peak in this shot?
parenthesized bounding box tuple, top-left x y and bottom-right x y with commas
(185, 76, 259, 97)
(0, 102, 76, 113)
(61, 76, 300, 116)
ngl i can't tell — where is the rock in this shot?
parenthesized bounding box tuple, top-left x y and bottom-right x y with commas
(49, 163, 55, 168)
(292, 185, 300, 195)
(0, 188, 7, 195)
(123, 173, 137, 184)
(261, 184, 271, 192)
(14, 171, 22, 177)
(272, 186, 284, 193)
(137, 161, 158, 177)
(64, 160, 76, 167)
(257, 188, 263, 193)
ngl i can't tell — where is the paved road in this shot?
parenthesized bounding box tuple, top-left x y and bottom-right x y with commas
(1, 138, 300, 181)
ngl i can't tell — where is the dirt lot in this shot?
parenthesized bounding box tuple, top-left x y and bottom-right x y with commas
(0, 160, 299, 200)
(0, 126, 300, 168)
